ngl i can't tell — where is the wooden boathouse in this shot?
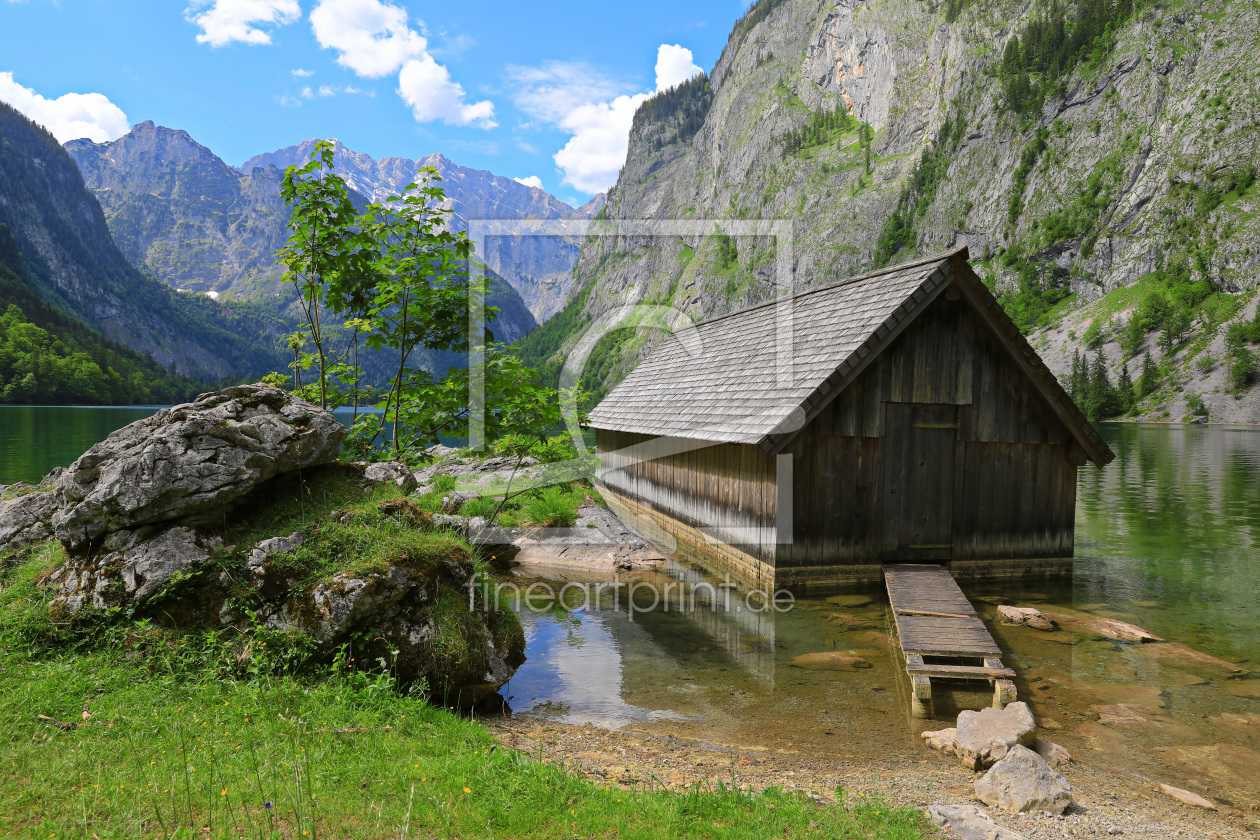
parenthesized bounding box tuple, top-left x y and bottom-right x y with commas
(588, 248, 1114, 593)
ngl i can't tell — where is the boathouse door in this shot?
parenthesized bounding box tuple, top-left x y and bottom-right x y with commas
(882, 402, 957, 563)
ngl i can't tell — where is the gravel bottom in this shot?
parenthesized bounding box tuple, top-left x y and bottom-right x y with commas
(489, 718, 1259, 839)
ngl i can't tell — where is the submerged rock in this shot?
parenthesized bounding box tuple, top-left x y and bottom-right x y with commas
(1092, 617, 1164, 643)
(827, 612, 879, 631)
(997, 605, 1055, 631)
(974, 745, 1073, 814)
(52, 384, 346, 548)
(954, 701, 1037, 770)
(1159, 784, 1216, 810)
(826, 594, 873, 608)
(922, 727, 957, 756)
(1092, 703, 1148, 724)
(926, 803, 1028, 840)
(789, 651, 872, 671)
(1032, 737, 1072, 768)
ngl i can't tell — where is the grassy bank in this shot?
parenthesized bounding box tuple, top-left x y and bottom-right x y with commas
(0, 458, 935, 839)
(0, 651, 935, 838)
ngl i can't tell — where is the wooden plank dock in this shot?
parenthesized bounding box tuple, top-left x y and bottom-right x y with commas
(884, 563, 1016, 717)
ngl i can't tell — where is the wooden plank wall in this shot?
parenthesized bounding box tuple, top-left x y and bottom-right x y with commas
(778, 293, 1078, 576)
(595, 429, 779, 563)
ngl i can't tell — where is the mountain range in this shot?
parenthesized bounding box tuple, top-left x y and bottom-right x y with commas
(519, 0, 1260, 424)
(68, 126, 601, 325)
(0, 102, 283, 380)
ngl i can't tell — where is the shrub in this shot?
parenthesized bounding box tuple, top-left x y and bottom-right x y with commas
(1228, 347, 1257, 391)
(460, 495, 500, 520)
(520, 485, 581, 528)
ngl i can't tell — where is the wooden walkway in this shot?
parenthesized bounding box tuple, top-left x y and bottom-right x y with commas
(883, 563, 1016, 717)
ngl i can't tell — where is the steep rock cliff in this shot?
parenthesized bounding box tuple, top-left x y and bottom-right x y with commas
(525, 0, 1260, 422)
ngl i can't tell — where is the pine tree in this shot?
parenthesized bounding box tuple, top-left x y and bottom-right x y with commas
(1088, 348, 1119, 419)
(1137, 351, 1158, 398)
(1117, 362, 1134, 412)
(1068, 348, 1083, 402)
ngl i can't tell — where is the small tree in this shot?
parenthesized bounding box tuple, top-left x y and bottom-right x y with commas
(1158, 307, 1192, 354)
(278, 140, 373, 409)
(1136, 351, 1159, 399)
(361, 173, 475, 455)
(1117, 362, 1134, 413)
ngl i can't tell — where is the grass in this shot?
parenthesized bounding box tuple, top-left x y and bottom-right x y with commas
(518, 485, 582, 528)
(0, 545, 935, 839)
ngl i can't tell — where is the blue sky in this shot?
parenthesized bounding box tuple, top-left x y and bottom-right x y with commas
(0, 0, 747, 205)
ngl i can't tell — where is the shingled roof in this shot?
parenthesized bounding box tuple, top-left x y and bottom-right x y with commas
(586, 248, 1113, 467)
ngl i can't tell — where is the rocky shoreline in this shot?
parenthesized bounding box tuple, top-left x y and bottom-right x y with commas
(490, 717, 1256, 840)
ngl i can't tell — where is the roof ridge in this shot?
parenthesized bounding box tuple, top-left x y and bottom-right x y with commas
(664, 248, 963, 335)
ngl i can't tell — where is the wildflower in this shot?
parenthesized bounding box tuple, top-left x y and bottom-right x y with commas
(262, 802, 273, 809)
(221, 789, 227, 796)
(463, 787, 471, 793)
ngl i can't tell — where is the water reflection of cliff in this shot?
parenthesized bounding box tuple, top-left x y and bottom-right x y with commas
(1077, 424, 1260, 663)
(501, 561, 784, 726)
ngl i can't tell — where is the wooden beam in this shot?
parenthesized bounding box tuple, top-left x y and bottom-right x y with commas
(907, 662, 1016, 679)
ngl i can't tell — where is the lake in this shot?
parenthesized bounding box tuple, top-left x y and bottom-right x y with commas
(3, 407, 1258, 803)
(0, 404, 375, 486)
(498, 422, 1260, 806)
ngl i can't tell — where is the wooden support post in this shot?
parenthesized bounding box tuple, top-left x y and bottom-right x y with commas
(907, 654, 933, 718)
(985, 657, 1017, 707)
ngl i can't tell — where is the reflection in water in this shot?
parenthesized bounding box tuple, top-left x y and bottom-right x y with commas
(502, 423, 1260, 805)
(1075, 423, 1260, 664)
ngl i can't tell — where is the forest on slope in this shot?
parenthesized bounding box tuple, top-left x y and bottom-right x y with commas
(0, 223, 201, 404)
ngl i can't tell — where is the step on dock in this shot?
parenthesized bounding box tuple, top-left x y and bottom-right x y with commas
(883, 563, 1016, 718)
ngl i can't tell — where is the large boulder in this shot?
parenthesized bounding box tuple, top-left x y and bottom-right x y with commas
(955, 701, 1037, 770)
(43, 525, 221, 614)
(974, 745, 1073, 814)
(0, 489, 59, 549)
(257, 525, 524, 703)
(52, 385, 346, 548)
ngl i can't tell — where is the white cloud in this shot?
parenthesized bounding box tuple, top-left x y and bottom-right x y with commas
(0, 72, 129, 143)
(292, 67, 314, 77)
(186, 0, 301, 47)
(511, 61, 622, 125)
(553, 94, 649, 193)
(397, 55, 495, 128)
(309, 0, 426, 78)
(308, 0, 491, 128)
(512, 45, 704, 194)
(513, 176, 543, 190)
(655, 44, 703, 92)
